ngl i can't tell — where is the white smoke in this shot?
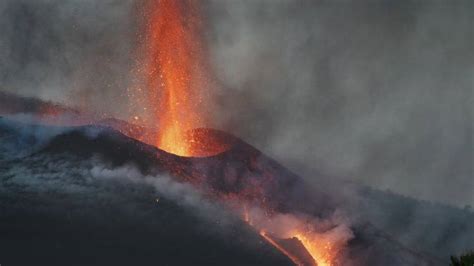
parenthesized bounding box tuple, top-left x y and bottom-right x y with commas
(89, 164, 233, 224)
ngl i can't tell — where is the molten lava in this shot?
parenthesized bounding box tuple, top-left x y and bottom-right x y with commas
(292, 232, 333, 266)
(137, 0, 211, 156)
(242, 207, 345, 266)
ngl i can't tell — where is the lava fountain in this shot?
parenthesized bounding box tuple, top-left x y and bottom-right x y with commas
(134, 0, 212, 156)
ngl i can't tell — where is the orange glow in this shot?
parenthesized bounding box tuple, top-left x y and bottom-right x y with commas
(293, 232, 333, 266)
(137, 0, 210, 156)
(242, 208, 339, 266)
(261, 229, 334, 266)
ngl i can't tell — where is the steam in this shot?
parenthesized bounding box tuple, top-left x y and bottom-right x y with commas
(90, 164, 233, 224)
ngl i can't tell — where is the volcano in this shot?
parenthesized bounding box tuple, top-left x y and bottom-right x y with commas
(1, 93, 472, 265)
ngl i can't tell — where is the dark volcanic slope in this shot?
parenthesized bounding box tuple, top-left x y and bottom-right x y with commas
(0, 118, 293, 266)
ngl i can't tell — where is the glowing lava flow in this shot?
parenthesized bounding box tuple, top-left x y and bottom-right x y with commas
(137, 0, 210, 156)
(293, 232, 333, 266)
(243, 208, 337, 266)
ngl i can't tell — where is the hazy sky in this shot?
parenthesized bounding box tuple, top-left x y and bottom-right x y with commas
(0, 0, 472, 206)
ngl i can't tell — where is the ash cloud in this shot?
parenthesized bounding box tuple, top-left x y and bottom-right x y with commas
(0, 0, 135, 117)
(204, 0, 473, 208)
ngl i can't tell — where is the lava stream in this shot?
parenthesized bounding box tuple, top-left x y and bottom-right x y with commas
(243, 208, 338, 266)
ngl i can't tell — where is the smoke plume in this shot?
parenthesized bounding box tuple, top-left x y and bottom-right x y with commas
(204, 0, 473, 207)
